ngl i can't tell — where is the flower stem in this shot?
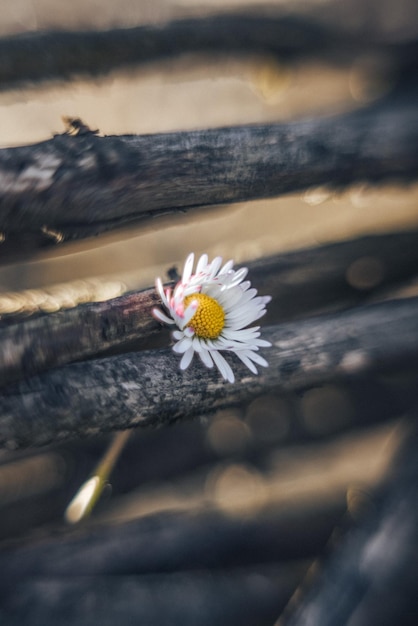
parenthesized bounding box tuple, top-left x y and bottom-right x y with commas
(64, 429, 131, 524)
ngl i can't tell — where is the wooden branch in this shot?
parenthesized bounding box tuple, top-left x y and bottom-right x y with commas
(0, 565, 303, 626)
(0, 287, 162, 387)
(0, 10, 416, 90)
(1, 297, 418, 450)
(0, 95, 417, 258)
(0, 503, 339, 578)
(280, 421, 418, 626)
(2, 230, 418, 387)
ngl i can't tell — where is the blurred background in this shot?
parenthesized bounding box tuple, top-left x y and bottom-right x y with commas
(0, 1, 417, 623)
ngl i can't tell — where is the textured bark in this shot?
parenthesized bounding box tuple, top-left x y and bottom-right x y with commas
(0, 95, 417, 258)
(1, 297, 418, 449)
(2, 230, 418, 387)
(0, 287, 163, 386)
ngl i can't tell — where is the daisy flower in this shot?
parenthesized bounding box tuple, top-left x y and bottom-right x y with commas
(152, 253, 271, 383)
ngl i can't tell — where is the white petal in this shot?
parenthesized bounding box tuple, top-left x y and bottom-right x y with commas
(184, 284, 202, 296)
(155, 278, 169, 308)
(219, 259, 234, 275)
(238, 287, 258, 302)
(203, 284, 224, 300)
(226, 312, 261, 328)
(253, 339, 271, 348)
(152, 308, 175, 325)
(172, 330, 184, 341)
(173, 337, 193, 354)
(211, 350, 235, 383)
(196, 253, 209, 274)
(209, 256, 223, 278)
(182, 253, 195, 283)
(219, 287, 247, 309)
(228, 267, 248, 286)
(199, 348, 214, 369)
(192, 337, 205, 352)
(241, 350, 269, 368)
(222, 327, 260, 340)
(180, 346, 194, 370)
(235, 352, 259, 375)
(183, 300, 199, 326)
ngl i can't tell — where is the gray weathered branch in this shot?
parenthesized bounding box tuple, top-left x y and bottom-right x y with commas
(0, 287, 162, 387)
(1, 297, 418, 449)
(0, 95, 417, 258)
(2, 230, 418, 387)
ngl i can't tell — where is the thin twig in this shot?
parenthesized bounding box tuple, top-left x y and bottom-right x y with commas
(64, 429, 131, 524)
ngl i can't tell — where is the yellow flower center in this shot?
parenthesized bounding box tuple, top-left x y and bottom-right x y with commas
(184, 292, 225, 339)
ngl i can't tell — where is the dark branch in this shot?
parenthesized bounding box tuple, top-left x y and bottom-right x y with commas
(0, 504, 338, 579)
(0, 95, 417, 259)
(0, 11, 417, 90)
(1, 297, 418, 450)
(2, 230, 418, 387)
(0, 565, 301, 626)
(280, 421, 418, 626)
(0, 287, 162, 387)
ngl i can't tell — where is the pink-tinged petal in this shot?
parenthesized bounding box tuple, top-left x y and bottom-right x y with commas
(211, 350, 235, 383)
(184, 284, 203, 297)
(181, 301, 199, 328)
(180, 346, 194, 370)
(183, 326, 195, 337)
(152, 308, 175, 325)
(173, 337, 193, 353)
(182, 253, 195, 283)
(173, 283, 185, 302)
(199, 349, 214, 369)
